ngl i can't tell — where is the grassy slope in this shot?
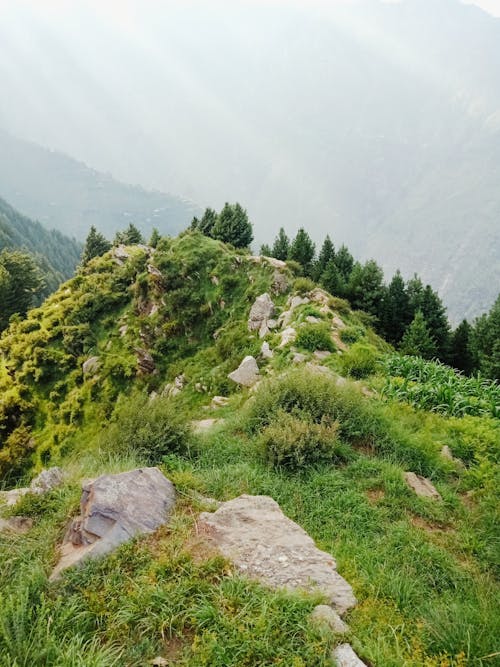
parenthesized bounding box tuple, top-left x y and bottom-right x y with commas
(0, 232, 498, 666)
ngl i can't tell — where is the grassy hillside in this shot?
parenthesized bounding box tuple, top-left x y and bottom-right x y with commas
(0, 232, 498, 666)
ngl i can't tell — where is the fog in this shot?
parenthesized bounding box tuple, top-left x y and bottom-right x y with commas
(1, 0, 499, 320)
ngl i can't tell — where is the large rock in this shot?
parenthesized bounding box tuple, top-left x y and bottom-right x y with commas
(199, 495, 356, 615)
(332, 644, 367, 666)
(228, 356, 260, 387)
(50, 468, 175, 579)
(248, 293, 275, 337)
(404, 472, 442, 500)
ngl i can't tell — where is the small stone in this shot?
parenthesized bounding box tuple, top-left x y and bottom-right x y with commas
(332, 315, 346, 330)
(306, 316, 321, 324)
(311, 605, 349, 634)
(332, 644, 367, 666)
(404, 472, 442, 500)
(308, 288, 331, 306)
(82, 356, 100, 375)
(263, 256, 287, 269)
(0, 488, 28, 507)
(0, 516, 34, 534)
(151, 658, 168, 667)
(30, 467, 64, 495)
(211, 275, 220, 285)
(119, 325, 128, 337)
(228, 356, 260, 387)
(267, 319, 278, 329)
(280, 327, 297, 347)
(147, 264, 163, 278)
(261, 341, 274, 359)
(314, 350, 332, 360)
(289, 295, 310, 310)
(211, 395, 229, 408)
(293, 352, 307, 364)
(192, 418, 220, 433)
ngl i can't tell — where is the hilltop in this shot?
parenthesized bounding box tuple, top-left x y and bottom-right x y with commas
(0, 232, 498, 666)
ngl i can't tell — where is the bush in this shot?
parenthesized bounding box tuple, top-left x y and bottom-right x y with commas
(98, 391, 191, 463)
(295, 324, 335, 352)
(260, 410, 341, 470)
(340, 342, 380, 379)
(339, 325, 365, 344)
(328, 297, 351, 316)
(293, 277, 315, 295)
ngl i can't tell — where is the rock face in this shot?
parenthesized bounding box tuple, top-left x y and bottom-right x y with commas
(228, 356, 260, 387)
(332, 644, 367, 667)
(404, 472, 442, 500)
(199, 495, 356, 615)
(82, 356, 100, 375)
(248, 293, 275, 337)
(51, 468, 175, 580)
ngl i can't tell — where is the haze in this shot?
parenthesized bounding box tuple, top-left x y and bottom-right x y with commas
(0, 0, 499, 321)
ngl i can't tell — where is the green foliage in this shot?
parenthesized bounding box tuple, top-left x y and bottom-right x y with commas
(339, 325, 366, 344)
(114, 223, 144, 245)
(380, 270, 412, 345)
(340, 342, 380, 379)
(295, 324, 335, 352)
(0, 249, 43, 330)
(271, 227, 290, 261)
(81, 226, 111, 265)
(400, 310, 438, 360)
(292, 277, 315, 295)
(289, 228, 315, 275)
(382, 353, 500, 418)
(313, 235, 335, 281)
(148, 228, 161, 248)
(212, 202, 253, 248)
(346, 260, 385, 317)
(449, 319, 476, 375)
(97, 391, 191, 464)
(473, 293, 500, 380)
(259, 410, 342, 470)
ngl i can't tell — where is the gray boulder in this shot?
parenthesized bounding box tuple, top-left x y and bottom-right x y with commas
(199, 495, 356, 615)
(404, 472, 442, 500)
(261, 341, 274, 359)
(248, 293, 275, 337)
(279, 326, 297, 347)
(30, 467, 64, 495)
(332, 644, 367, 666)
(51, 468, 175, 580)
(228, 356, 260, 387)
(272, 270, 289, 294)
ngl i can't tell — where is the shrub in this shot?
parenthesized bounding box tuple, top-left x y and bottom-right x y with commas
(98, 391, 191, 463)
(340, 325, 365, 344)
(295, 324, 335, 352)
(340, 342, 380, 378)
(293, 277, 315, 295)
(259, 410, 341, 470)
(328, 297, 351, 316)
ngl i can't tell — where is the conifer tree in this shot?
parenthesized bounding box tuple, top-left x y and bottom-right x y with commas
(313, 235, 335, 281)
(198, 208, 218, 237)
(473, 293, 500, 380)
(190, 216, 200, 231)
(400, 310, 438, 359)
(419, 285, 451, 361)
(450, 319, 476, 375)
(123, 223, 144, 245)
(289, 228, 315, 276)
(212, 202, 253, 248)
(81, 226, 111, 265)
(346, 260, 385, 316)
(271, 227, 290, 261)
(320, 260, 345, 297)
(380, 270, 411, 344)
(148, 228, 161, 248)
(0, 249, 43, 330)
(334, 244, 354, 282)
(260, 243, 272, 256)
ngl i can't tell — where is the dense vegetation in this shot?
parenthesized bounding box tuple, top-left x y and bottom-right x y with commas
(0, 196, 81, 304)
(0, 230, 498, 666)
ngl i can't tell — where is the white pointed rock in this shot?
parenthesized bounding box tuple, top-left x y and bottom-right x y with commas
(228, 356, 260, 387)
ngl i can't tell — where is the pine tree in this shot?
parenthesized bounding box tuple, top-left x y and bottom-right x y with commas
(450, 319, 476, 375)
(320, 260, 345, 297)
(380, 270, 411, 344)
(260, 243, 272, 256)
(190, 216, 200, 231)
(148, 228, 161, 248)
(346, 260, 385, 316)
(334, 244, 354, 282)
(289, 228, 315, 276)
(419, 285, 451, 361)
(198, 208, 218, 237)
(313, 235, 335, 281)
(473, 293, 500, 380)
(123, 223, 144, 245)
(400, 311, 438, 359)
(81, 226, 111, 265)
(271, 228, 290, 261)
(0, 249, 43, 330)
(212, 203, 253, 248)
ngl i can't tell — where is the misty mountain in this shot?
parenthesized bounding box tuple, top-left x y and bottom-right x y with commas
(0, 196, 82, 299)
(0, 130, 200, 242)
(0, 0, 499, 321)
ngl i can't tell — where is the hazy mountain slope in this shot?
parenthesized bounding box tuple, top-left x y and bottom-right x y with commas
(0, 196, 81, 298)
(0, 130, 200, 242)
(1, 0, 498, 321)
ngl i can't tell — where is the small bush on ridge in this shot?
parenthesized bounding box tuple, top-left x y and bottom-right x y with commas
(295, 324, 335, 352)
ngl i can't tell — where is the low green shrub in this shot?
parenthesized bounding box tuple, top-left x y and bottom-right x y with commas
(295, 324, 335, 352)
(340, 342, 380, 378)
(339, 325, 365, 344)
(293, 277, 315, 294)
(97, 391, 191, 463)
(328, 297, 351, 316)
(259, 410, 341, 470)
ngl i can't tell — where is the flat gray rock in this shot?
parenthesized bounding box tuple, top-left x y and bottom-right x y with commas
(404, 472, 442, 500)
(332, 644, 367, 666)
(199, 495, 356, 615)
(311, 605, 349, 634)
(50, 468, 175, 579)
(228, 356, 260, 387)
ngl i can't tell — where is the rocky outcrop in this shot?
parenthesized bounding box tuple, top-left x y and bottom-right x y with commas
(51, 468, 175, 580)
(332, 644, 368, 666)
(228, 356, 260, 387)
(199, 495, 356, 615)
(135, 348, 156, 375)
(404, 472, 442, 500)
(82, 356, 100, 376)
(248, 293, 275, 337)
